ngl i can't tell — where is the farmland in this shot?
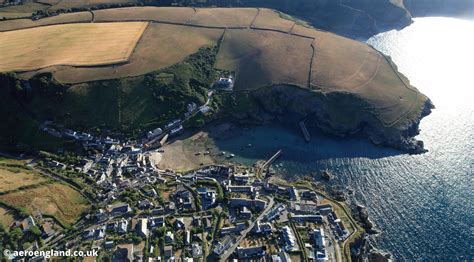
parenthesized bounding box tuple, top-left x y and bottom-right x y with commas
(251, 8, 295, 32)
(0, 11, 93, 32)
(0, 182, 89, 227)
(52, 23, 223, 83)
(93, 6, 195, 24)
(215, 29, 313, 90)
(0, 6, 432, 151)
(0, 22, 147, 72)
(187, 8, 258, 28)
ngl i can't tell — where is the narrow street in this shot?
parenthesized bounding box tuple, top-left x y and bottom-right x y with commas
(219, 197, 275, 262)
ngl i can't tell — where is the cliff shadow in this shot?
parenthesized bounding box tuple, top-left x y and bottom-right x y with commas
(202, 122, 403, 163)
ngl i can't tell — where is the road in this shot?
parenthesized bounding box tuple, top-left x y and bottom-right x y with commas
(144, 91, 213, 148)
(323, 217, 342, 262)
(219, 196, 275, 262)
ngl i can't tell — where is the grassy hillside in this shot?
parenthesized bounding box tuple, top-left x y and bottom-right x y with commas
(1, 45, 220, 144)
(0, 6, 431, 152)
(0, 157, 89, 227)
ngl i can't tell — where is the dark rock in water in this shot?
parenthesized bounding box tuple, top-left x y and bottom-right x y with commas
(368, 249, 393, 262)
(321, 170, 333, 180)
(356, 204, 378, 234)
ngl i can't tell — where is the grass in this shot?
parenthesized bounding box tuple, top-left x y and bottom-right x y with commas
(26, 45, 219, 138)
(93, 6, 195, 23)
(0, 2, 47, 19)
(187, 8, 258, 28)
(0, 11, 93, 32)
(215, 28, 313, 90)
(53, 23, 223, 83)
(251, 8, 295, 32)
(311, 32, 424, 127)
(0, 182, 89, 227)
(0, 206, 16, 230)
(0, 22, 147, 72)
(0, 6, 429, 145)
(0, 159, 48, 193)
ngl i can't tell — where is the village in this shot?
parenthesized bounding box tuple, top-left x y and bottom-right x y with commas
(30, 145, 353, 262)
(3, 74, 359, 261)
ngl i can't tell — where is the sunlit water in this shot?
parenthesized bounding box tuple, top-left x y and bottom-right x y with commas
(213, 18, 474, 261)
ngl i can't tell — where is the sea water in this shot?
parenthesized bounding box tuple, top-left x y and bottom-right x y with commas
(213, 17, 474, 261)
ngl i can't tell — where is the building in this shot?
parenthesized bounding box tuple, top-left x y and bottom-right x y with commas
(174, 218, 185, 230)
(281, 226, 297, 251)
(229, 198, 267, 211)
(113, 244, 134, 262)
(192, 242, 203, 258)
(117, 219, 129, 234)
(149, 217, 165, 229)
(252, 221, 272, 234)
(240, 207, 252, 220)
(215, 75, 234, 89)
(226, 185, 254, 193)
(147, 128, 163, 139)
(110, 203, 132, 216)
(288, 187, 299, 201)
(313, 228, 326, 251)
(21, 216, 36, 232)
(136, 218, 148, 237)
(271, 251, 292, 262)
(165, 231, 174, 244)
(291, 214, 323, 223)
(220, 223, 246, 236)
(184, 230, 191, 246)
(235, 246, 266, 259)
(213, 236, 234, 256)
(164, 245, 174, 261)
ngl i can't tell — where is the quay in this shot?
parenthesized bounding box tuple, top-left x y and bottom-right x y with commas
(299, 120, 311, 142)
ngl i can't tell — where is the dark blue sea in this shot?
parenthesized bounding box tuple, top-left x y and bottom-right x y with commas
(213, 18, 474, 261)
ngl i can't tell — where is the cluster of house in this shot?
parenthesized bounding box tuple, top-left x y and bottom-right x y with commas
(8, 215, 58, 242)
(213, 75, 234, 90)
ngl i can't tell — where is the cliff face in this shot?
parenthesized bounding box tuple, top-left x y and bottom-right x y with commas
(235, 85, 434, 154)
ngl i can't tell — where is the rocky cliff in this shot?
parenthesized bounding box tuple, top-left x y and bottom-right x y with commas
(230, 84, 434, 154)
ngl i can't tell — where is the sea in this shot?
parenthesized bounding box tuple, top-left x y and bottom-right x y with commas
(213, 18, 474, 261)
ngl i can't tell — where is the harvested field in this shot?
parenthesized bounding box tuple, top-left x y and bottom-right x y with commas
(0, 182, 89, 226)
(93, 6, 195, 24)
(52, 23, 222, 83)
(290, 24, 322, 37)
(0, 11, 93, 32)
(187, 8, 258, 28)
(215, 29, 313, 90)
(251, 8, 295, 32)
(0, 22, 147, 72)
